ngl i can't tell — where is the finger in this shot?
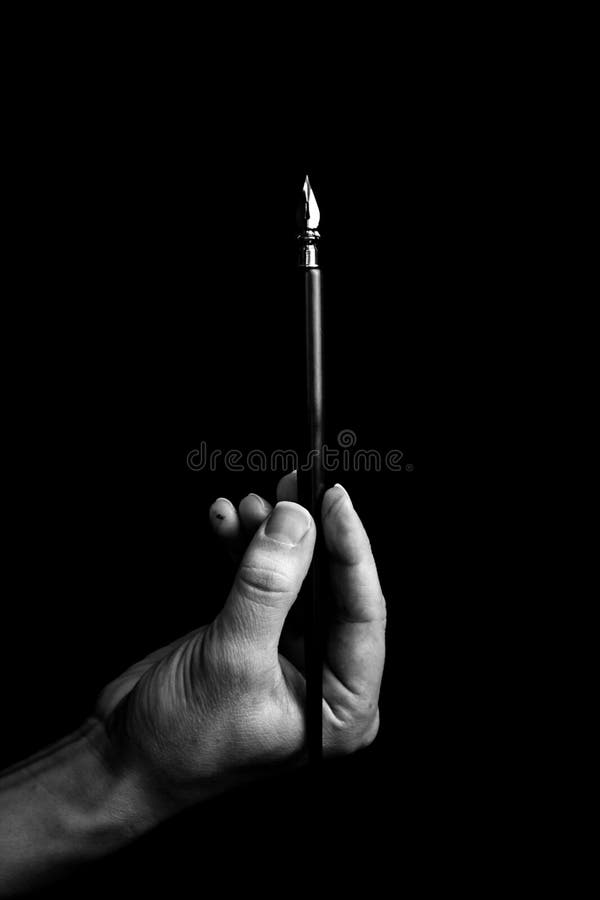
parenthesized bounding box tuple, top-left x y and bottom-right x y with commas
(209, 497, 244, 556)
(276, 470, 298, 502)
(238, 492, 272, 534)
(322, 483, 386, 697)
(218, 501, 315, 663)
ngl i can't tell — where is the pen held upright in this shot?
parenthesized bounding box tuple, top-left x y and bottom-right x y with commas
(297, 258, 325, 766)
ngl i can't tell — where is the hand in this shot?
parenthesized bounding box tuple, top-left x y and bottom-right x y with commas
(0, 474, 386, 893)
(96, 473, 386, 813)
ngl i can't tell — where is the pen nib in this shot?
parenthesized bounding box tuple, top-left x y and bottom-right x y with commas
(297, 174, 320, 231)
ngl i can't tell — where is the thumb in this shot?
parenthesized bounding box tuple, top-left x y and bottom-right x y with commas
(219, 501, 315, 662)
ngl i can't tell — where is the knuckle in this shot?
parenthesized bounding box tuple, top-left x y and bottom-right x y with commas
(326, 700, 381, 755)
(236, 561, 295, 603)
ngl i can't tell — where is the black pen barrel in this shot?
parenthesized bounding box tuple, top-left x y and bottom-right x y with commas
(297, 266, 325, 765)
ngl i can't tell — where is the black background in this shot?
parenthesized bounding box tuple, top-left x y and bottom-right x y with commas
(1, 68, 504, 893)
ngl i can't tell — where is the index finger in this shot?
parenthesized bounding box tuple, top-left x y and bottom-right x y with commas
(321, 484, 386, 700)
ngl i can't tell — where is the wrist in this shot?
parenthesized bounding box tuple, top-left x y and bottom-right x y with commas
(0, 719, 170, 893)
(76, 717, 173, 841)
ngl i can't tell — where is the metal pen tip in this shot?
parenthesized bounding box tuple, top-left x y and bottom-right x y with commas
(297, 174, 320, 230)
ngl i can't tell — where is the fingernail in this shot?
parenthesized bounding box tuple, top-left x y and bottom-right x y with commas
(334, 483, 353, 506)
(248, 492, 269, 511)
(265, 502, 311, 545)
(212, 497, 234, 511)
(211, 497, 234, 520)
(322, 483, 352, 518)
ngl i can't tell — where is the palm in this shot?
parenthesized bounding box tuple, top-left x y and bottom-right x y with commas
(98, 623, 308, 775)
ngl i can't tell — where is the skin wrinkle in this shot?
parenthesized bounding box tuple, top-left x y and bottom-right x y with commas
(235, 562, 297, 605)
(330, 586, 387, 625)
(324, 664, 370, 708)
